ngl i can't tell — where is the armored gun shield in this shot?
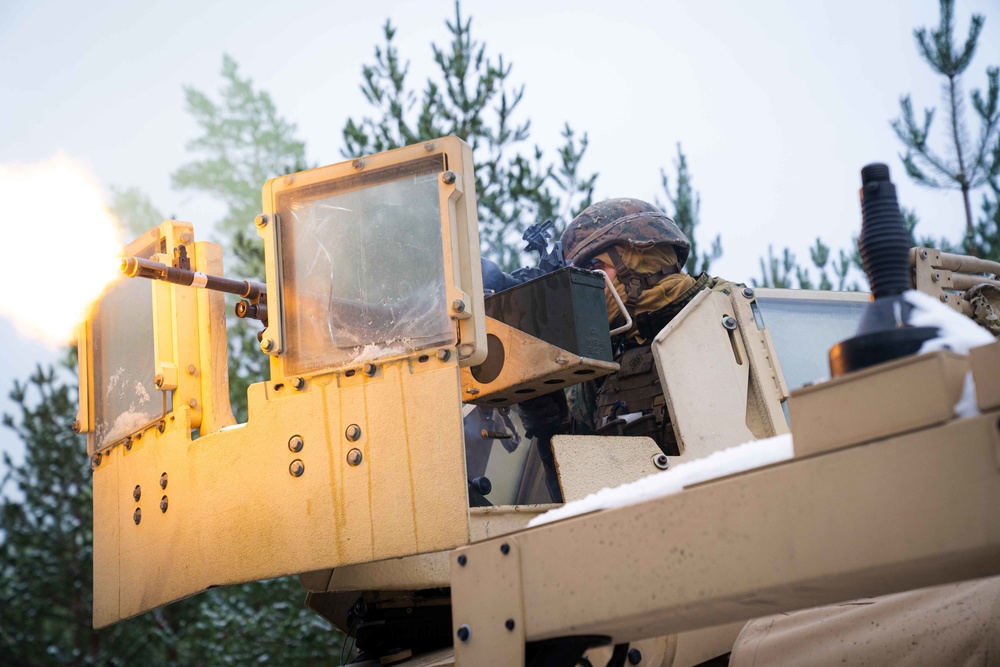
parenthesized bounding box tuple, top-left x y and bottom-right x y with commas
(78, 137, 486, 627)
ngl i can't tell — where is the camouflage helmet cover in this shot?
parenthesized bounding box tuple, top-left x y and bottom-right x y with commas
(561, 198, 691, 268)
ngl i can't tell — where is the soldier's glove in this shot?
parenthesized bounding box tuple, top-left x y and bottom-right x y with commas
(516, 392, 569, 441)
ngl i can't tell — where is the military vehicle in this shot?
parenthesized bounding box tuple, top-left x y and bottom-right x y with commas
(77, 136, 1000, 665)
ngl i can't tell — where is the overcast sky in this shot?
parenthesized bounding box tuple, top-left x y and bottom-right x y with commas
(2, 0, 999, 465)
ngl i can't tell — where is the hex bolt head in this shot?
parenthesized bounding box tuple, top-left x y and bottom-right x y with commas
(159, 472, 168, 489)
(437, 349, 451, 362)
(722, 315, 738, 331)
(260, 337, 275, 353)
(352, 158, 365, 170)
(362, 363, 376, 377)
(345, 424, 361, 442)
(288, 435, 304, 453)
(442, 170, 457, 185)
(457, 625, 471, 642)
(452, 299, 466, 313)
(627, 648, 643, 665)
(457, 554, 467, 566)
(187, 364, 198, 375)
(133, 508, 141, 525)
(742, 287, 754, 299)
(154, 374, 164, 389)
(346, 448, 363, 466)
(653, 454, 669, 470)
(160, 496, 169, 513)
(133, 485, 141, 502)
(291, 377, 305, 390)
(289, 459, 305, 477)
(500, 543, 510, 555)
(254, 214, 269, 228)
(91, 453, 102, 469)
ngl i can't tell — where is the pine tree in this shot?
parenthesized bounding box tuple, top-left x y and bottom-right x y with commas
(657, 143, 722, 275)
(891, 0, 999, 250)
(342, 2, 597, 270)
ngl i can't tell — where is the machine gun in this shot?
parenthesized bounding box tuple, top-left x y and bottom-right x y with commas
(120, 244, 267, 326)
(521, 218, 565, 274)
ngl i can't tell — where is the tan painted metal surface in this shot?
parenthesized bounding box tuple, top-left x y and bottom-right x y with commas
(552, 434, 663, 502)
(460, 316, 618, 407)
(789, 350, 969, 457)
(451, 407, 1000, 657)
(93, 356, 470, 626)
(971, 340, 1000, 412)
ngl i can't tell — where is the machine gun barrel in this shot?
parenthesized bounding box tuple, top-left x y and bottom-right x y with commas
(120, 256, 267, 324)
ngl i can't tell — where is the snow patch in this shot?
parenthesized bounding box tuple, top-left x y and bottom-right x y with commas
(528, 434, 795, 528)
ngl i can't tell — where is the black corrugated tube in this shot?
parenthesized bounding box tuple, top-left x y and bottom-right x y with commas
(858, 163, 911, 298)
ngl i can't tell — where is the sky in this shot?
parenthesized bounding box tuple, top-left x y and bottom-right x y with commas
(1, 0, 999, 465)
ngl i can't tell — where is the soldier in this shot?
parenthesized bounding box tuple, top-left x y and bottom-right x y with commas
(557, 197, 740, 454)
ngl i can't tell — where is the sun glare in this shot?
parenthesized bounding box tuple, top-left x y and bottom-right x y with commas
(0, 155, 124, 347)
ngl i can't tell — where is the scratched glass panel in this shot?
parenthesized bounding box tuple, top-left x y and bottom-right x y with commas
(278, 157, 452, 374)
(91, 271, 158, 451)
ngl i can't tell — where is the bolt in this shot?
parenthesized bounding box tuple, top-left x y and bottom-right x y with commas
(133, 485, 141, 502)
(187, 364, 197, 375)
(347, 448, 363, 466)
(932, 272, 941, 282)
(362, 363, 376, 377)
(352, 158, 365, 170)
(91, 453, 103, 470)
(254, 214, 269, 228)
(188, 398, 198, 408)
(72, 420, 81, 433)
(437, 349, 451, 362)
(457, 554, 467, 566)
(156, 420, 165, 433)
(505, 619, 515, 631)
(722, 315, 738, 331)
(457, 625, 471, 642)
(289, 459, 305, 477)
(133, 508, 141, 525)
(940, 293, 949, 303)
(160, 496, 168, 512)
(154, 374, 164, 388)
(500, 543, 510, 555)
(627, 648, 642, 665)
(452, 299, 466, 313)
(159, 472, 168, 489)
(442, 170, 457, 185)
(466, 388, 480, 396)
(260, 337, 275, 353)
(291, 376, 305, 390)
(653, 454, 669, 470)
(742, 287, 754, 299)
(288, 435, 304, 453)
(124, 437, 133, 451)
(920, 248, 929, 259)
(345, 424, 361, 441)
(179, 232, 193, 243)
(424, 142, 436, 152)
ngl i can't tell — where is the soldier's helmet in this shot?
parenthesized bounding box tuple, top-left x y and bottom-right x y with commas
(561, 198, 691, 268)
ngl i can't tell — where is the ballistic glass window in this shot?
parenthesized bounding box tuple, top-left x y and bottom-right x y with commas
(277, 156, 454, 375)
(755, 294, 867, 390)
(91, 240, 159, 450)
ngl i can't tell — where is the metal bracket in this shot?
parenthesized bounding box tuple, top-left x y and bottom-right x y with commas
(452, 539, 525, 667)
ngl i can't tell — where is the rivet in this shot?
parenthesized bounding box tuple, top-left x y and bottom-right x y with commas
(424, 142, 436, 152)
(458, 554, 467, 566)
(653, 454, 669, 470)
(160, 496, 168, 513)
(500, 543, 510, 555)
(188, 398, 198, 408)
(352, 159, 365, 170)
(291, 377, 305, 390)
(346, 424, 361, 441)
(289, 459, 305, 477)
(133, 485, 141, 502)
(254, 214, 269, 228)
(133, 508, 141, 525)
(159, 472, 168, 489)
(742, 287, 754, 298)
(347, 448, 363, 466)
(452, 299, 466, 313)
(442, 170, 457, 185)
(288, 435, 304, 452)
(932, 272, 941, 282)
(437, 349, 451, 362)
(505, 619, 515, 631)
(362, 363, 376, 377)
(940, 294, 949, 303)
(920, 249, 929, 259)
(721, 315, 738, 331)
(457, 625, 471, 642)
(260, 337, 275, 353)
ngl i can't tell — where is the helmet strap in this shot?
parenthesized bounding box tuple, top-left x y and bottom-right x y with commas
(605, 246, 678, 308)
